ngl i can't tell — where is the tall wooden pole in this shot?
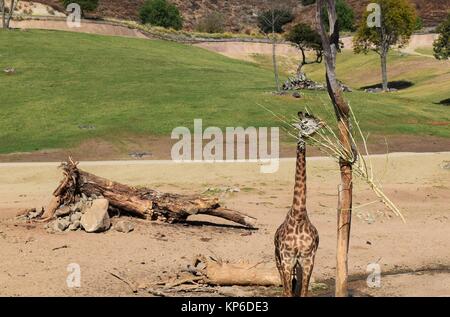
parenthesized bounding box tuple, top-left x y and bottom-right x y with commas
(316, 0, 354, 297)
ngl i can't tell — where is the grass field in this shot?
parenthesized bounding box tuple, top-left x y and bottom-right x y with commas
(0, 29, 449, 154)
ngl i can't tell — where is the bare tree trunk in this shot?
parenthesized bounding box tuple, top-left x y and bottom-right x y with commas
(5, 0, 15, 29)
(316, 0, 354, 297)
(272, 39, 280, 92)
(381, 49, 389, 91)
(1, 0, 17, 29)
(1, 0, 6, 29)
(271, 15, 280, 92)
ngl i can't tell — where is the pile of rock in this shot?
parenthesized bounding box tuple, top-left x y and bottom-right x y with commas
(365, 87, 398, 93)
(41, 196, 134, 234)
(282, 74, 325, 91)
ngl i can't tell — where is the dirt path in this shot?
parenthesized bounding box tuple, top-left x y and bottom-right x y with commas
(11, 19, 148, 39)
(0, 152, 449, 296)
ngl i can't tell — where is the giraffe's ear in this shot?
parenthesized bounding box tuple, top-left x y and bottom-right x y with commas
(298, 111, 304, 118)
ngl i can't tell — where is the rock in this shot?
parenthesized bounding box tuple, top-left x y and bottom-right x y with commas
(114, 220, 135, 233)
(80, 199, 111, 233)
(70, 212, 82, 222)
(3, 67, 16, 75)
(442, 161, 450, 170)
(68, 220, 81, 231)
(292, 92, 302, 98)
(52, 218, 70, 232)
(55, 205, 71, 217)
(129, 151, 152, 159)
(70, 201, 83, 213)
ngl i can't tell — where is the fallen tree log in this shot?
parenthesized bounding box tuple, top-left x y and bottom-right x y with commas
(190, 255, 281, 287)
(41, 158, 257, 229)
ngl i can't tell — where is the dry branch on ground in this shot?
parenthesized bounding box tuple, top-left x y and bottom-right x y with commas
(21, 158, 257, 231)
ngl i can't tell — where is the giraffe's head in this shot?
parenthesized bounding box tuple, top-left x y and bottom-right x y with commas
(293, 112, 324, 139)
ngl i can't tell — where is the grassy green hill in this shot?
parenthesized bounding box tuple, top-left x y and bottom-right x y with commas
(0, 29, 449, 154)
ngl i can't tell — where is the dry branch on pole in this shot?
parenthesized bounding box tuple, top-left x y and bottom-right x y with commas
(316, 0, 354, 297)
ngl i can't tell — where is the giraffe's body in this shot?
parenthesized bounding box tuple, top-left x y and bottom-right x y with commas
(274, 112, 321, 297)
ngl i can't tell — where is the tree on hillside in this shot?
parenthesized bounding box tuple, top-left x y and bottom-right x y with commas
(139, 0, 183, 30)
(286, 23, 323, 75)
(61, 0, 98, 17)
(433, 13, 450, 60)
(353, 0, 417, 92)
(1, 0, 19, 29)
(257, 3, 294, 92)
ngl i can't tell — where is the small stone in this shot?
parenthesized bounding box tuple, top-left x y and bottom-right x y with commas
(292, 92, 302, 98)
(442, 161, 450, 170)
(70, 212, 82, 222)
(3, 67, 16, 75)
(80, 199, 110, 233)
(55, 205, 71, 217)
(68, 220, 81, 231)
(52, 218, 70, 232)
(114, 220, 135, 233)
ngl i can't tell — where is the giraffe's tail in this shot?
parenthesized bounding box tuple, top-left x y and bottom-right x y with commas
(292, 262, 303, 297)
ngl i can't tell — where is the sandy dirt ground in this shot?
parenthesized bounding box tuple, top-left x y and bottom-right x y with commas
(0, 152, 449, 296)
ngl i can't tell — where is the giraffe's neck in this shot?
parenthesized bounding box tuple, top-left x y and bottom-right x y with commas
(289, 139, 308, 221)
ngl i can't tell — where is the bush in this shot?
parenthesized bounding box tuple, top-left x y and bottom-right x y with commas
(61, 0, 99, 15)
(139, 0, 183, 30)
(196, 12, 225, 34)
(433, 13, 450, 60)
(257, 8, 294, 34)
(286, 23, 322, 51)
(415, 17, 423, 30)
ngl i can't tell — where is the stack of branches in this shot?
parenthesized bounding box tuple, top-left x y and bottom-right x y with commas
(38, 158, 257, 229)
(260, 103, 405, 222)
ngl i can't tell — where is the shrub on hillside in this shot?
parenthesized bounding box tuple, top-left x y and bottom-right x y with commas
(433, 13, 450, 60)
(139, 0, 183, 30)
(196, 12, 225, 33)
(61, 0, 99, 15)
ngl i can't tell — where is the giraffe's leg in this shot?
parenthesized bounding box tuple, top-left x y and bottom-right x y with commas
(292, 261, 303, 297)
(299, 254, 315, 297)
(276, 254, 294, 296)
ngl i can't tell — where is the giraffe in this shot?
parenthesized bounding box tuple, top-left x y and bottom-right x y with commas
(274, 111, 323, 297)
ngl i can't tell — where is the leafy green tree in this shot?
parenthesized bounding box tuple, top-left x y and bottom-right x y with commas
(322, 0, 355, 32)
(139, 0, 183, 30)
(433, 13, 450, 60)
(286, 23, 323, 74)
(353, 0, 416, 91)
(61, 0, 99, 16)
